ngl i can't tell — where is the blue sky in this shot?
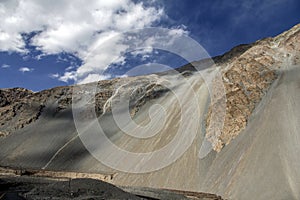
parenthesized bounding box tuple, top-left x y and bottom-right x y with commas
(0, 0, 299, 91)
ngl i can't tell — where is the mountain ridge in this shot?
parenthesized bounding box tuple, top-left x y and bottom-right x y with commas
(0, 23, 299, 200)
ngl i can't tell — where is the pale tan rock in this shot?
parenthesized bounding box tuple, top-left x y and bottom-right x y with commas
(206, 23, 300, 152)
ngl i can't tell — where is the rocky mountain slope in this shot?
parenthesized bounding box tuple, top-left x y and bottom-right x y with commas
(0, 23, 299, 200)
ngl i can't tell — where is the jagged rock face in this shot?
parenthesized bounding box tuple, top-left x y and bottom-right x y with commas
(0, 77, 168, 136)
(0, 88, 34, 136)
(205, 24, 300, 152)
(96, 77, 168, 117)
(129, 83, 168, 117)
(206, 56, 277, 152)
(276, 24, 300, 65)
(0, 88, 33, 107)
(0, 102, 45, 136)
(0, 87, 72, 136)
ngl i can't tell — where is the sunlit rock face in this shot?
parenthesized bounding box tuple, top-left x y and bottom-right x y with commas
(206, 41, 278, 152)
(206, 23, 300, 152)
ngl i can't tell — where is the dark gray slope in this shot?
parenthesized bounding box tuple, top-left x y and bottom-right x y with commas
(0, 105, 77, 169)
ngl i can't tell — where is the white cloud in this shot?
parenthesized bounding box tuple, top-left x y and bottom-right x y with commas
(65, 66, 75, 71)
(78, 74, 111, 84)
(0, 0, 186, 84)
(49, 73, 59, 79)
(1, 64, 10, 68)
(58, 71, 77, 82)
(19, 67, 33, 73)
(131, 47, 154, 57)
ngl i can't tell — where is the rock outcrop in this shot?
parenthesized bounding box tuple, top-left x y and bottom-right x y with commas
(0, 77, 168, 136)
(0, 87, 72, 136)
(206, 43, 278, 152)
(0, 88, 33, 107)
(205, 24, 300, 152)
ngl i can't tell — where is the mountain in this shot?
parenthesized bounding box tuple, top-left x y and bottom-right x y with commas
(0, 23, 299, 200)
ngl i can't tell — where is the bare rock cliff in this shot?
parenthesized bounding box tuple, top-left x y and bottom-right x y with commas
(206, 23, 300, 152)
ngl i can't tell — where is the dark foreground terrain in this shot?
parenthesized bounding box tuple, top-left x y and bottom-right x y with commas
(0, 175, 223, 200)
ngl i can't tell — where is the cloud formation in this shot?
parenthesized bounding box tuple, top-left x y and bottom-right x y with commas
(0, 0, 182, 83)
(19, 67, 33, 73)
(1, 64, 10, 68)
